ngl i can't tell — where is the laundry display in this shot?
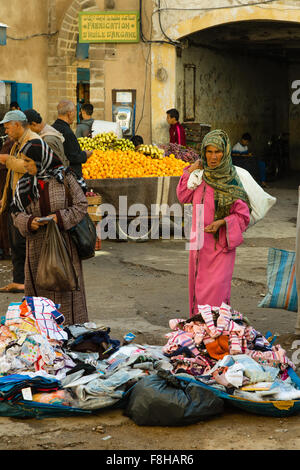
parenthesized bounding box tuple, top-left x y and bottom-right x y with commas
(0, 296, 299, 420)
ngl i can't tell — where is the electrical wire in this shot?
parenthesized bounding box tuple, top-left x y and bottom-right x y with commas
(140, 0, 178, 46)
(157, 0, 181, 46)
(155, 0, 282, 14)
(150, 0, 284, 47)
(136, 4, 153, 133)
(7, 31, 58, 41)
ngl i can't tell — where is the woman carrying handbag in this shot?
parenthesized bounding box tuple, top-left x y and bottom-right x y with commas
(12, 138, 89, 325)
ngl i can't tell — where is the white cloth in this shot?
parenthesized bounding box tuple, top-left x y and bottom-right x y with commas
(91, 120, 122, 139)
(187, 167, 276, 226)
(224, 362, 245, 388)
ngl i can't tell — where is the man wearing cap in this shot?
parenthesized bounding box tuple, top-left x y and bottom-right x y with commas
(0, 110, 40, 293)
(24, 109, 69, 167)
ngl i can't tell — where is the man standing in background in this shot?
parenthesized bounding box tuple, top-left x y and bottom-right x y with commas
(24, 109, 69, 167)
(166, 108, 186, 147)
(0, 110, 39, 293)
(52, 100, 93, 179)
(76, 103, 94, 138)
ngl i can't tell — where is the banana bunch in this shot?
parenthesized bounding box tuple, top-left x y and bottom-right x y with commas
(138, 144, 165, 160)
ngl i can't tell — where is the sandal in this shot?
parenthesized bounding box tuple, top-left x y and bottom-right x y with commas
(0, 284, 24, 293)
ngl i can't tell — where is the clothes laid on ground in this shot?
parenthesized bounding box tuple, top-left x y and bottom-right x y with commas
(0, 296, 299, 420)
(163, 303, 294, 372)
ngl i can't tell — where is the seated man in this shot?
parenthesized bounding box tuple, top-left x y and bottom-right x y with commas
(232, 133, 252, 157)
(232, 132, 268, 188)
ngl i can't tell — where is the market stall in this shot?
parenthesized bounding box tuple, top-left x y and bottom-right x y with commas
(79, 133, 200, 241)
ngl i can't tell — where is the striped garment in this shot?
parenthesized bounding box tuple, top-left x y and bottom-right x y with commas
(258, 248, 298, 312)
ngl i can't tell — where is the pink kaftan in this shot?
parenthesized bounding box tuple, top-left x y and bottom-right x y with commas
(177, 169, 250, 317)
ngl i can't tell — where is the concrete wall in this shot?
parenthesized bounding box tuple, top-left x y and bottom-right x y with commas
(52, 0, 153, 142)
(176, 45, 289, 158)
(0, 0, 49, 118)
(0, 0, 153, 142)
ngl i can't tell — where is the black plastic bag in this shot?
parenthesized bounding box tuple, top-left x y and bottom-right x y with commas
(124, 370, 224, 426)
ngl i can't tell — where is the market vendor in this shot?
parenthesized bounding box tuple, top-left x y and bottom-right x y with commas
(177, 129, 251, 316)
(166, 108, 186, 147)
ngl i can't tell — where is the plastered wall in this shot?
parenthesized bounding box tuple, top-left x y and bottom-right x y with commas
(176, 45, 289, 159)
(0, 0, 49, 118)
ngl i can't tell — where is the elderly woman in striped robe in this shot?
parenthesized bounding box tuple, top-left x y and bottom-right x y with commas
(12, 138, 89, 325)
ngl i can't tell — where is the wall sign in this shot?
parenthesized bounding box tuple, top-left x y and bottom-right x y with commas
(79, 11, 140, 43)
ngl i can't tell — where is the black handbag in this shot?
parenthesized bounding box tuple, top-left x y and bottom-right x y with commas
(64, 174, 97, 260)
(69, 213, 97, 260)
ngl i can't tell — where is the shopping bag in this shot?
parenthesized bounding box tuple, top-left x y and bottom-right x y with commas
(36, 219, 79, 292)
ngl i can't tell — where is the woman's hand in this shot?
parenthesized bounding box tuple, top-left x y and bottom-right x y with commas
(30, 218, 45, 231)
(187, 160, 202, 174)
(204, 219, 226, 234)
(30, 214, 58, 231)
(50, 214, 58, 224)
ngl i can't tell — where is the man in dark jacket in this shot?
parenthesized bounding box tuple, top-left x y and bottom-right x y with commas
(76, 103, 94, 138)
(52, 100, 92, 178)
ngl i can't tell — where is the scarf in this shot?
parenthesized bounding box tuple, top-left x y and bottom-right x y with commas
(201, 129, 250, 221)
(12, 138, 87, 213)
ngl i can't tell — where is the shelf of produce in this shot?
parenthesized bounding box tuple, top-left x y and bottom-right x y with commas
(86, 176, 181, 215)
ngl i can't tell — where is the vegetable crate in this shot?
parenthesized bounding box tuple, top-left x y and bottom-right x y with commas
(86, 195, 102, 251)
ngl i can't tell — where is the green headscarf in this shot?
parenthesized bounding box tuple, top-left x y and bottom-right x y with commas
(201, 129, 250, 221)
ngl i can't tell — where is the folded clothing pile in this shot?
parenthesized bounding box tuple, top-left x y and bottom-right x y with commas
(0, 374, 60, 402)
(162, 302, 298, 402)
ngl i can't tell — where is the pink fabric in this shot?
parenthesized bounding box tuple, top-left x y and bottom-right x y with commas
(177, 170, 250, 316)
(169, 123, 186, 146)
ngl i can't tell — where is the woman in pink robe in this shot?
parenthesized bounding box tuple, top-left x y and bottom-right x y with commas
(176, 129, 250, 317)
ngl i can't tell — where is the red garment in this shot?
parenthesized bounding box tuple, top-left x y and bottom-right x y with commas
(169, 122, 186, 146)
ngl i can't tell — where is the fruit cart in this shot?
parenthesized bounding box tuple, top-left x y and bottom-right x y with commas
(86, 176, 183, 242)
(79, 133, 190, 241)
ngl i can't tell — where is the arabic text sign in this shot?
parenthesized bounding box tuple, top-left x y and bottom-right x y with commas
(79, 11, 140, 43)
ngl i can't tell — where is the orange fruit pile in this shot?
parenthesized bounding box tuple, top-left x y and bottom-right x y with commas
(82, 149, 187, 179)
